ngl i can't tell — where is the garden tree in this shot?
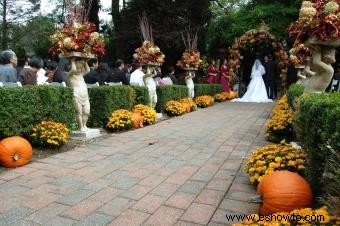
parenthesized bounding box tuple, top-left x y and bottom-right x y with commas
(0, 0, 40, 49)
(83, 0, 100, 30)
(114, 0, 212, 68)
(206, 0, 303, 56)
(210, 0, 248, 17)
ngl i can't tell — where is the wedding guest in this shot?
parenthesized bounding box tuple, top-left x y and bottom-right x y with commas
(37, 60, 47, 85)
(19, 56, 44, 85)
(287, 61, 298, 88)
(220, 58, 230, 92)
(125, 64, 133, 83)
(54, 58, 69, 83)
(110, 59, 129, 85)
(97, 62, 112, 83)
(165, 66, 178, 84)
(207, 59, 218, 84)
(263, 55, 278, 99)
(129, 63, 145, 86)
(45, 60, 58, 83)
(16, 57, 29, 79)
(84, 58, 102, 84)
(0, 49, 18, 83)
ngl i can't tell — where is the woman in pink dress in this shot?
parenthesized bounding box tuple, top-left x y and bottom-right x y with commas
(220, 59, 230, 92)
(207, 60, 218, 84)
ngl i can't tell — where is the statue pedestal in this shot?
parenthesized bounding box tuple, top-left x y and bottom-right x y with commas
(71, 128, 101, 140)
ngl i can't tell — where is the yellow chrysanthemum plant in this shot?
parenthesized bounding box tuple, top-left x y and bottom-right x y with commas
(133, 104, 157, 125)
(106, 109, 133, 132)
(30, 121, 70, 148)
(214, 93, 229, 102)
(179, 98, 197, 111)
(194, 95, 214, 108)
(265, 95, 294, 143)
(244, 142, 306, 184)
(233, 206, 340, 226)
(165, 100, 186, 116)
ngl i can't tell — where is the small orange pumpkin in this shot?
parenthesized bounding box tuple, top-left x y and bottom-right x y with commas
(131, 113, 143, 129)
(0, 136, 33, 168)
(182, 103, 191, 113)
(228, 91, 237, 99)
(257, 171, 312, 215)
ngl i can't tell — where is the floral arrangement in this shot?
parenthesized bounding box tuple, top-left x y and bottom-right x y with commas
(49, 21, 105, 57)
(288, 1, 340, 46)
(265, 95, 294, 143)
(133, 41, 165, 65)
(133, 104, 157, 125)
(179, 98, 197, 111)
(194, 95, 214, 108)
(176, 51, 202, 69)
(289, 43, 311, 65)
(245, 143, 306, 184)
(233, 206, 339, 226)
(165, 100, 186, 116)
(106, 109, 133, 132)
(228, 23, 288, 80)
(30, 121, 69, 148)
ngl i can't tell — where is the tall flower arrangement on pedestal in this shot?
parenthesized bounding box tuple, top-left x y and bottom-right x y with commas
(176, 31, 202, 69)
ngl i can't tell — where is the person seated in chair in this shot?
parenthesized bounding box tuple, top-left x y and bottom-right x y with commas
(110, 59, 129, 85)
(84, 58, 102, 85)
(0, 49, 18, 83)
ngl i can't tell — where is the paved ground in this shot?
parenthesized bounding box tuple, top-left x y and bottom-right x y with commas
(0, 102, 273, 226)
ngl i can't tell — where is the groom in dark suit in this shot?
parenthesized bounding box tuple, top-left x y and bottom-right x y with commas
(262, 55, 277, 99)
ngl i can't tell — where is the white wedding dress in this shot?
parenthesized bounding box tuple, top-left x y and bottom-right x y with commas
(232, 60, 272, 103)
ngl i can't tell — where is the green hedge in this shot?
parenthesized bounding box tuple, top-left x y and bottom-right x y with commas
(131, 86, 149, 105)
(156, 85, 188, 112)
(293, 92, 340, 204)
(287, 84, 304, 110)
(194, 84, 223, 97)
(0, 86, 76, 138)
(88, 86, 135, 127)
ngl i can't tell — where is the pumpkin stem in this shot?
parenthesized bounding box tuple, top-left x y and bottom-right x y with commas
(13, 153, 21, 161)
(249, 195, 263, 204)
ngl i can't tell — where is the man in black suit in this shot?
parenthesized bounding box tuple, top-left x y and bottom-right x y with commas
(262, 55, 277, 99)
(110, 59, 130, 85)
(84, 58, 102, 85)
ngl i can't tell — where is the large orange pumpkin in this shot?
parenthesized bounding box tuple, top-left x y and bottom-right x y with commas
(182, 103, 191, 113)
(0, 136, 33, 168)
(228, 91, 237, 99)
(257, 171, 312, 215)
(131, 113, 143, 129)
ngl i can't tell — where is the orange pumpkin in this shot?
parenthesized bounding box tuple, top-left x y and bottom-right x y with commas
(182, 103, 191, 113)
(0, 136, 33, 168)
(228, 91, 237, 99)
(257, 171, 312, 215)
(131, 113, 143, 129)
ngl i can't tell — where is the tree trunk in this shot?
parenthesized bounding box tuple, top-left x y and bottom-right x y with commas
(86, 0, 100, 31)
(111, 0, 120, 26)
(2, 0, 8, 49)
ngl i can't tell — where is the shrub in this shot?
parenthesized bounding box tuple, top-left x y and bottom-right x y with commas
(0, 86, 75, 138)
(106, 109, 133, 132)
(294, 92, 340, 202)
(287, 84, 304, 110)
(165, 100, 186, 116)
(194, 84, 223, 97)
(131, 86, 149, 105)
(244, 143, 306, 184)
(133, 104, 157, 125)
(194, 95, 214, 108)
(88, 86, 135, 127)
(156, 85, 188, 112)
(30, 121, 69, 148)
(265, 95, 294, 142)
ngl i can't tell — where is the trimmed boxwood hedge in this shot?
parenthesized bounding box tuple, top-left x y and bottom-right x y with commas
(194, 84, 223, 97)
(287, 84, 304, 110)
(0, 86, 76, 138)
(293, 92, 340, 201)
(156, 85, 188, 112)
(131, 86, 149, 105)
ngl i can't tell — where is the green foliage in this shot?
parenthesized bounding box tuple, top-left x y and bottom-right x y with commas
(156, 85, 188, 112)
(0, 86, 75, 138)
(287, 84, 304, 110)
(194, 84, 223, 97)
(293, 93, 340, 199)
(88, 86, 136, 127)
(131, 86, 149, 105)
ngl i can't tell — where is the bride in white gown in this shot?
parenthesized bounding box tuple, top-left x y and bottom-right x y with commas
(232, 59, 272, 103)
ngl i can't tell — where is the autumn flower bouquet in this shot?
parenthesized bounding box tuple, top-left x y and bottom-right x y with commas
(165, 100, 186, 116)
(265, 95, 294, 142)
(244, 143, 306, 184)
(288, 1, 340, 46)
(30, 121, 69, 148)
(177, 31, 202, 69)
(133, 41, 165, 65)
(49, 21, 105, 58)
(194, 95, 214, 108)
(106, 109, 133, 132)
(133, 104, 157, 125)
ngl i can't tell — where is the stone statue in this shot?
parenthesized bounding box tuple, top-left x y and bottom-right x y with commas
(300, 38, 339, 93)
(185, 70, 195, 99)
(143, 65, 158, 108)
(68, 58, 90, 131)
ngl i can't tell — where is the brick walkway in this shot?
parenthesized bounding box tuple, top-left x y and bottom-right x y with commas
(0, 102, 273, 226)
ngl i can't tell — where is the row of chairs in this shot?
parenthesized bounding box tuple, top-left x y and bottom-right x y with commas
(0, 82, 123, 88)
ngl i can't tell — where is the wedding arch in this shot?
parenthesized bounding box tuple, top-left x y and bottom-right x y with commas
(227, 23, 289, 89)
